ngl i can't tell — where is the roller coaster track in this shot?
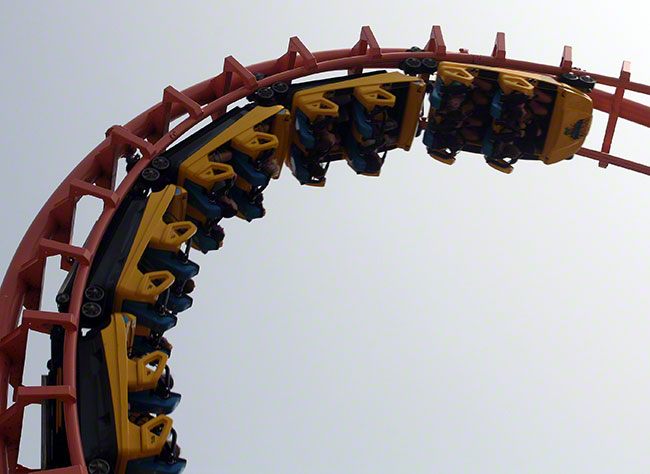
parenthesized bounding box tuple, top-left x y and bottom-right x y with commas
(0, 25, 649, 473)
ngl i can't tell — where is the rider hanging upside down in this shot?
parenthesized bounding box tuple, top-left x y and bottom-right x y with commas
(305, 120, 337, 182)
(487, 92, 530, 172)
(425, 85, 471, 162)
(488, 86, 556, 173)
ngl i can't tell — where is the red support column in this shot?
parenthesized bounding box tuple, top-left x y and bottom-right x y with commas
(22, 310, 76, 334)
(0, 385, 76, 467)
(55, 179, 118, 270)
(223, 56, 259, 93)
(424, 25, 446, 56)
(106, 125, 155, 159)
(147, 86, 204, 143)
(600, 60, 632, 164)
(276, 37, 318, 74)
(211, 56, 258, 118)
(89, 141, 116, 191)
(17, 258, 45, 311)
(349, 26, 381, 74)
(0, 326, 28, 388)
(0, 311, 75, 390)
(560, 46, 573, 72)
(16, 385, 75, 405)
(68, 179, 119, 209)
(491, 32, 506, 60)
(163, 86, 203, 119)
(38, 239, 91, 267)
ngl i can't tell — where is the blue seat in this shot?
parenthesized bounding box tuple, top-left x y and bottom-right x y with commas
(230, 186, 264, 221)
(131, 336, 172, 358)
(167, 294, 192, 313)
(295, 110, 316, 149)
(351, 101, 374, 139)
(142, 249, 199, 282)
(481, 128, 495, 157)
(429, 80, 444, 109)
(185, 217, 221, 254)
(122, 300, 177, 334)
(490, 89, 504, 119)
(183, 180, 222, 221)
(191, 229, 220, 253)
(230, 151, 269, 188)
(422, 128, 439, 149)
(344, 136, 369, 174)
(126, 458, 186, 474)
(288, 144, 313, 185)
(129, 390, 181, 415)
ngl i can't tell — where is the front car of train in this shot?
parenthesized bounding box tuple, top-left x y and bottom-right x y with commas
(423, 61, 594, 173)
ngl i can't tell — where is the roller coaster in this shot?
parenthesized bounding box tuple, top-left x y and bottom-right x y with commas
(0, 26, 649, 473)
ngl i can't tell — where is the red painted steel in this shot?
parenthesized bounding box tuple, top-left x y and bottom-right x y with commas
(578, 148, 650, 176)
(560, 46, 573, 72)
(601, 61, 632, 164)
(22, 311, 77, 334)
(349, 26, 381, 75)
(1, 25, 649, 472)
(425, 25, 446, 55)
(492, 32, 506, 59)
(156, 86, 203, 140)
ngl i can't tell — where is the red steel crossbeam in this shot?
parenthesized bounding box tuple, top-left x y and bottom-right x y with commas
(1, 25, 649, 473)
(577, 147, 650, 175)
(600, 61, 632, 163)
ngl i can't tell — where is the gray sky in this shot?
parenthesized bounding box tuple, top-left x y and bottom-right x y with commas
(2, 1, 650, 472)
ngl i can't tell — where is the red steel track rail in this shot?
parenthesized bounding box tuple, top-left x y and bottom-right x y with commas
(0, 25, 648, 473)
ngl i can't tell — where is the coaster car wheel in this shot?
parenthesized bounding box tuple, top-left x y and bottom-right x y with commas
(84, 285, 105, 302)
(577, 75, 597, 93)
(81, 302, 102, 320)
(422, 58, 438, 73)
(87, 458, 111, 474)
(558, 72, 579, 86)
(152, 156, 171, 172)
(252, 86, 277, 106)
(271, 81, 289, 96)
(141, 166, 166, 192)
(399, 57, 422, 75)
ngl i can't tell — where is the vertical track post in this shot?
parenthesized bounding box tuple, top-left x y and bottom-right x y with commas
(600, 60, 632, 165)
(560, 46, 573, 72)
(349, 26, 381, 75)
(424, 25, 446, 56)
(491, 32, 506, 60)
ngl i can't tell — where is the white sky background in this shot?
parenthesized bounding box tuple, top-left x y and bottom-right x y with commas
(2, 1, 650, 472)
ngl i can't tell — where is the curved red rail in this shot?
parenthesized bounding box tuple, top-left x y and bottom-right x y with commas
(1, 26, 648, 473)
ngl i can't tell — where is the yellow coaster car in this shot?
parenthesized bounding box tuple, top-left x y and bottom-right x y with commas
(113, 185, 196, 337)
(423, 62, 594, 173)
(77, 313, 186, 474)
(162, 105, 290, 225)
(283, 71, 426, 185)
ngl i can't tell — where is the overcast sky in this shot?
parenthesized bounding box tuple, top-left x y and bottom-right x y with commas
(2, 1, 650, 473)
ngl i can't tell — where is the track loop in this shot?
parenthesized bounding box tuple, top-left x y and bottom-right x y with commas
(2, 25, 650, 473)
